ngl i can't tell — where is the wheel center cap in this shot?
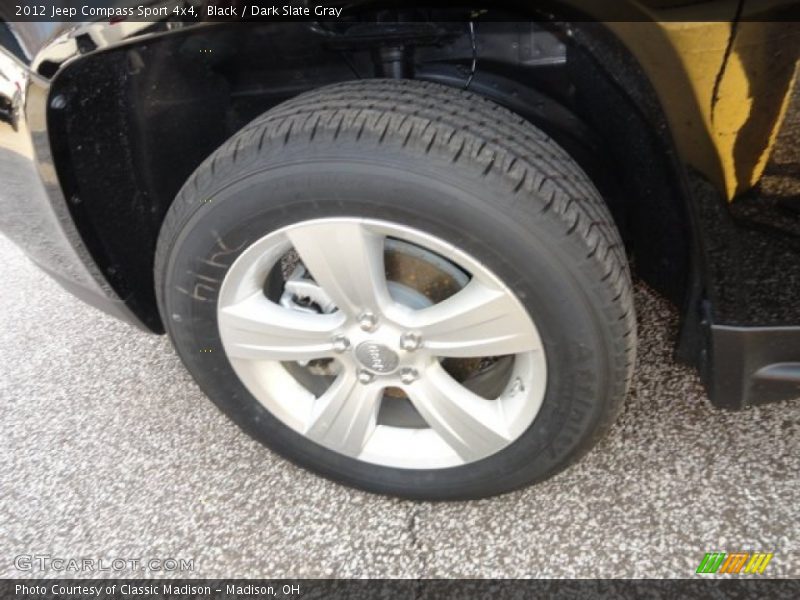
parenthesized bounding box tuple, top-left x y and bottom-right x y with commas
(355, 341, 400, 374)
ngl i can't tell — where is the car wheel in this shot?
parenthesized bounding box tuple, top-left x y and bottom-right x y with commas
(155, 79, 636, 499)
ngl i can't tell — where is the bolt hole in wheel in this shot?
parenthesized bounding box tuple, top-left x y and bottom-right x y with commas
(217, 218, 546, 469)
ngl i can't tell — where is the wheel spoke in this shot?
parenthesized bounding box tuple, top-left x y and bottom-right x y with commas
(218, 291, 345, 361)
(409, 279, 540, 358)
(405, 363, 511, 462)
(305, 372, 383, 456)
(286, 221, 391, 317)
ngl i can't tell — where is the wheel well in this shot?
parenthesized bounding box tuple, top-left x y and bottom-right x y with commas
(47, 17, 694, 333)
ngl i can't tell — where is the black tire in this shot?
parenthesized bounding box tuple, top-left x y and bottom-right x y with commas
(155, 79, 636, 500)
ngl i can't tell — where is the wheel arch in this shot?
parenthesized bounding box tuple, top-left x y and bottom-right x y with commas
(46, 14, 701, 339)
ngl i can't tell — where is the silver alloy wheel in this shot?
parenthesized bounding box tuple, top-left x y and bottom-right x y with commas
(217, 218, 547, 469)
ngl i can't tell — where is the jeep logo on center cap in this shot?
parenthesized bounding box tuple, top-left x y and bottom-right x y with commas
(355, 342, 400, 374)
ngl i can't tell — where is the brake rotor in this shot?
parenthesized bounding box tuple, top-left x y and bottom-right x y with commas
(383, 239, 508, 400)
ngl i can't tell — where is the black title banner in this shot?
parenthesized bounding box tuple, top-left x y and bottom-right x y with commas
(1, 0, 799, 23)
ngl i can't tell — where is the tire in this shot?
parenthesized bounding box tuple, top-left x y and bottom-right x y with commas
(155, 79, 636, 500)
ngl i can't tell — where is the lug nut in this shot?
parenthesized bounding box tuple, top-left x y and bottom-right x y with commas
(358, 370, 375, 384)
(358, 311, 378, 332)
(332, 335, 351, 353)
(400, 332, 422, 352)
(400, 367, 419, 385)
